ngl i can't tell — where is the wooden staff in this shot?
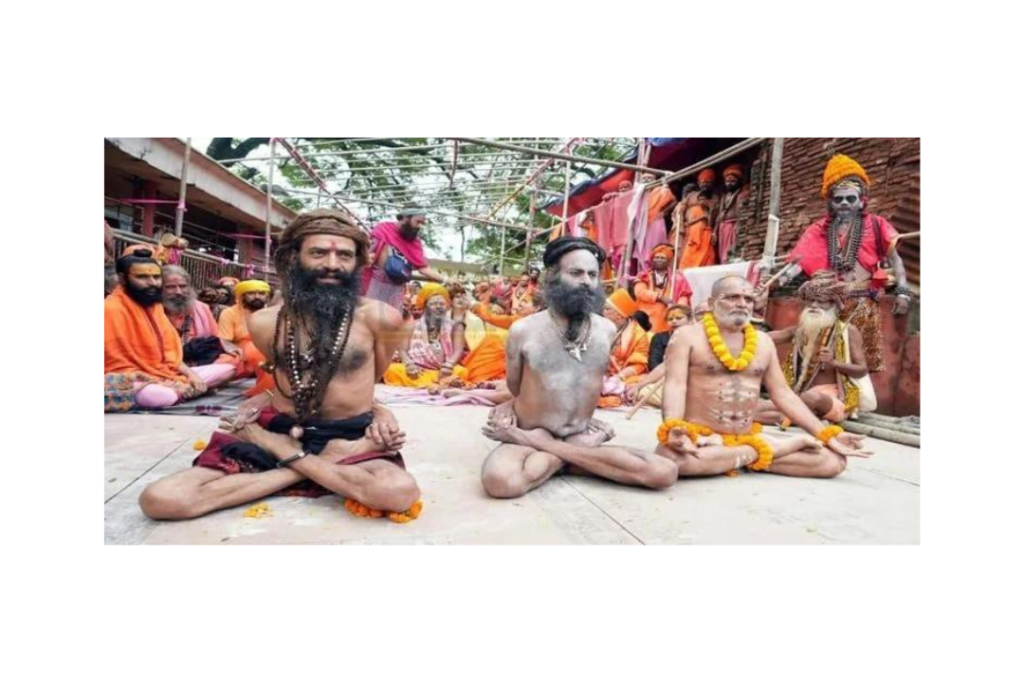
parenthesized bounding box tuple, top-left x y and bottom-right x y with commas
(626, 378, 664, 420)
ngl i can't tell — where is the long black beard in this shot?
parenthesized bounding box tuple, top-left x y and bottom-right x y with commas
(544, 276, 605, 342)
(125, 281, 162, 307)
(284, 263, 361, 363)
(243, 298, 267, 311)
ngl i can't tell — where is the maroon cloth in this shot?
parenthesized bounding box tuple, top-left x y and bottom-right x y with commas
(193, 408, 405, 498)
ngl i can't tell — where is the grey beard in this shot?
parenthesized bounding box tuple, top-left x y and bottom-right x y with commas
(163, 293, 195, 315)
(425, 311, 447, 330)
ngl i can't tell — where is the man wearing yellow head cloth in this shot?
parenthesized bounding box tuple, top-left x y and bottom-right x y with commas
(597, 288, 650, 408)
(383, 282, 472, 387)
(217, 279, 271, 378)
(774, 154, 912, 372)
(633, 243, 693, 333)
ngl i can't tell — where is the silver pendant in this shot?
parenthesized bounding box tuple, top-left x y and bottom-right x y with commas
(289, 426, 304, 440)
(569, 347, 583, 362)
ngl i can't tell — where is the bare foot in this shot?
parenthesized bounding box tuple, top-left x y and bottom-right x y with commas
(588, 418, 616, 442)
(320, 435, 397, 462)
(482, 421, 550, 448)
(765, 433, 822, 459)
(566, 419, 616, 448)
(695, 433, 724, 448)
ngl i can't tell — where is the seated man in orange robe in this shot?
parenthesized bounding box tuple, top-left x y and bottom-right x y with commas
(217, 279, 271, 379)
(597, 288, 650, 408)
(104, 249, 221, 412)
(633, 243, 693, 333)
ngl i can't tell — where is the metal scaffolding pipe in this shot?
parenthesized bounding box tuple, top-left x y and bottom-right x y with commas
(652, 138, 767, 185)
(265, 138, 275, 271)
(764, 138, 786, 264)
(282, 187, 533, 232)
(174, 137, 192, 237)
(449, 138, 671, 176)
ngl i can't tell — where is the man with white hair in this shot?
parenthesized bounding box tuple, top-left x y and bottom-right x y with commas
(161, 265, 239, 387)
(757, 272, 869, 425)
(657, 275, 871, 479)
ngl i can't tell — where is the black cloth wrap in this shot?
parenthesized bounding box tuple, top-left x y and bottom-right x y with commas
(220, 411, 374, 471)
(182, 336, 226, 367)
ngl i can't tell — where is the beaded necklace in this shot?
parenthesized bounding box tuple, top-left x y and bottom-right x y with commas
(827, 212, 864, 273)
(272, 302, 355, 428)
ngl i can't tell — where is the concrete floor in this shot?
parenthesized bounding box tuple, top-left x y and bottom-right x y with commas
(104, 405, 920, 545)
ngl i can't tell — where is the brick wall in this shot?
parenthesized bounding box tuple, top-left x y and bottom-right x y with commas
(736, 138, 921, 287)
(735, 138, 921, 415)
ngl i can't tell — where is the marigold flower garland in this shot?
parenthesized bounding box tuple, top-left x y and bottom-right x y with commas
(817, 425, 844, 443)
(702, 314, 757, 371)
(344, 499, 424, 524)
(657, 420, 773, 472)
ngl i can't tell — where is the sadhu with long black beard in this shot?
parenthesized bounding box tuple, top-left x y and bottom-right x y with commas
(140, 209, 422, 522)
(480, 236, 679, 499)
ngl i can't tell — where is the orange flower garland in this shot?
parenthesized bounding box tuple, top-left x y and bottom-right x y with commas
(657, 419, 713, 445)
(723, 432, 774, 471)
(702, 314, 757, 372)
(344, 498, 424, 524)
(658, 420, 773, 472)
(817, 425, 844, 444)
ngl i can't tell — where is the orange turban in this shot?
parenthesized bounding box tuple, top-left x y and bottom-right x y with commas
(416, 282, 450, 310)
(724, 164, 744, 181)
(821, 154, 870, 198)
(607, 288, 638, 317)
(218, 276, 240, 289)
(651, 244, 674, 261)
(697, 169, 716, 184)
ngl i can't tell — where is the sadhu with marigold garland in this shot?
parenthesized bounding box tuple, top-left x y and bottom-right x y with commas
(657, 275, 871, 478)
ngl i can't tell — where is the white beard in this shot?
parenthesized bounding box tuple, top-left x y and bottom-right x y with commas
(796, 307, 838, 359)
(712, 303, 751, 329)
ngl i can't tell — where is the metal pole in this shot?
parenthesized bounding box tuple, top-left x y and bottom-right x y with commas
(763, 138, 785, 265)
(483, 138, 580, 219)
(174, 137, 192, 237)
(449, 140, 459, 188)
(562, 160, 571, 223)
(499, 226, 507, 275)
(451, 137, 670, 176)
(282, 186, 533, 232)
(525, 186, 536, 263)
(265, 138, 275, 275)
